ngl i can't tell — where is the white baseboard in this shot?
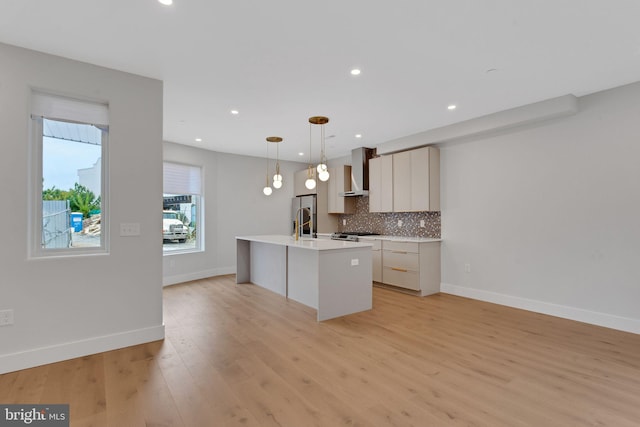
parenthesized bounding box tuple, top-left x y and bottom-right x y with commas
(440, 283, 640, 335)
(0, 324, 165, 375)
(163, 266, 235, 287)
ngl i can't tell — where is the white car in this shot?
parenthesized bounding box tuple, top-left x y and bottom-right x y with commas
(163, 210, 188, 243)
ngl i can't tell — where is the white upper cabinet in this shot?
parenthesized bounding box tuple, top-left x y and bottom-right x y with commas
(370, 146, 440, 213)
(392, 150, 412, 212)
(328, 165, 355, 214)
(369, 155, 393, 213)
(393, 146, 440, 212)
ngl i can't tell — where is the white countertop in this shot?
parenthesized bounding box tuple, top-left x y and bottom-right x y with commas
(318, 233, 441, 243)
(318, 233, 442, 243)
(359, 235, 442, 243)
(236, 235, 373, 250)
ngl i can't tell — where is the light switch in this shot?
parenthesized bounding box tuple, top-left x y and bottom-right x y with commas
(0, 309, 14, 326)
(120, 223, 141, 236)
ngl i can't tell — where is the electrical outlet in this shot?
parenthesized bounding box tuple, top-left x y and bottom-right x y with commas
(397, 220, 403, 227)
(351, 258, 359, 266)
(420, 220, 426, 228)
(464, 263, 471, 273)
(120, 223, 141, 236)
(0, 309, 14, 326)
(343, 219, 346, 226)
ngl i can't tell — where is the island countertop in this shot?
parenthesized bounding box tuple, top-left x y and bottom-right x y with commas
(236, 235, 373, 250)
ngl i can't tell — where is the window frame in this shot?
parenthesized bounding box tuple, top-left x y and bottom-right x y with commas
(29, 96, 110, 258)
(162, 161, 204, 255)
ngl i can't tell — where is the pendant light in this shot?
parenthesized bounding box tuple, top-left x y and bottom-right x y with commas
(305, 122, 317, 190)
(262, 138, 272, 196)
(309, 116, 330, 182)
(268, 136, 283, 189)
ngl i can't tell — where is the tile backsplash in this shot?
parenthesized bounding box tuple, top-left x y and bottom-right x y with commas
(338, 196, 441, 238)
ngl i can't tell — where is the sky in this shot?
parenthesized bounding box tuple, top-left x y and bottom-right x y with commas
(42, 136, 101, 192)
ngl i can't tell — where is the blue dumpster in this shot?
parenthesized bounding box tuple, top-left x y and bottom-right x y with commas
(70, 212, 84, 232)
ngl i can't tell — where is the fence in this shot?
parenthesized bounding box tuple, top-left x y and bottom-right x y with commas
(42, 200, 71, 249)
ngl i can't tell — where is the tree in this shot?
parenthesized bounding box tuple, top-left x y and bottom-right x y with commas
(42, 186, 70, 201)
(68, 183, 100, 218)
(42, 183, 100, 218)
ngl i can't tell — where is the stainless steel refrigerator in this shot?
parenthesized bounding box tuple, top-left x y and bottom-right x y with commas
(292, 195, 317, 238)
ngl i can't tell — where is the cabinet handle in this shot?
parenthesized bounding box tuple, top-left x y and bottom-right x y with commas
(391, 251, 407, 254)
(391, 267, 408, 272)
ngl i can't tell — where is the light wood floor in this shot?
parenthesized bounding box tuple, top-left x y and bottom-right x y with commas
(2, 275, 640, 426)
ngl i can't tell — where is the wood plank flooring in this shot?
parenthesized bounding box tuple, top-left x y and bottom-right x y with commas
(2, 274, 640, 426)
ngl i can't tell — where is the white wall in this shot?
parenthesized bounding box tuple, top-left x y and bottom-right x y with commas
(163, 142, 307, 285)
(0, 43, 164, 373)
(438, 81, 640, 333)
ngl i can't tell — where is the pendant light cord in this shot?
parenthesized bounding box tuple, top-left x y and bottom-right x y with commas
(265, 141, 269, 185)
(308, 123, 313, 177)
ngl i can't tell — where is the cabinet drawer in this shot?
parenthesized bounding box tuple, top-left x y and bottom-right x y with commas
(382, 266, 420, 291)
(382, 240, 419, 253)
(383, 250, 419, 270)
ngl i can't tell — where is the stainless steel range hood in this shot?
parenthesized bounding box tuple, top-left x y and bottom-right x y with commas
(339, 147, 375, 197)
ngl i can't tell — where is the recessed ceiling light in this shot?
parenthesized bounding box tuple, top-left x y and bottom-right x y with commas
(448, 105, 457, 110)
(195, 138, 202, 142)
(350, 69, 361, 76)
(158, 0, 173, 5)
(298, 152, 304, 156)
(355, 134, 362, 138)
(230, 110, 239, 115)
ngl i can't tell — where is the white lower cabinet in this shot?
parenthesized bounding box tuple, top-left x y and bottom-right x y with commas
(360, 238, 382, 282)
(372, 249, 382, 283)
(381, 240, 441, 295)
(359, 238, 440, 295)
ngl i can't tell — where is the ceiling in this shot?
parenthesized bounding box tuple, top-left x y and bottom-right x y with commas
(2, 1, 640, 162)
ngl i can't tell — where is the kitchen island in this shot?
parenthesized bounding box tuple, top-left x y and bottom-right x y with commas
(236, 235, 372, 321)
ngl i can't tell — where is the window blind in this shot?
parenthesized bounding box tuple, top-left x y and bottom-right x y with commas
(32, 91, 109, 126)
(163, 162, 202, 195)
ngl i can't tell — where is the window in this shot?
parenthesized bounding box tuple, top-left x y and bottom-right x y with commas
(30, 91, 109, 256)
(163, 162, 203, 253)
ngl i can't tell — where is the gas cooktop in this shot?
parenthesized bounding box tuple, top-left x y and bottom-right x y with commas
(330, 232, 380, 242)
(338, 232, 380, 236)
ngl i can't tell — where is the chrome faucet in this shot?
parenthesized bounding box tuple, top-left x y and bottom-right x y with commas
(294, 207, 312, 241)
